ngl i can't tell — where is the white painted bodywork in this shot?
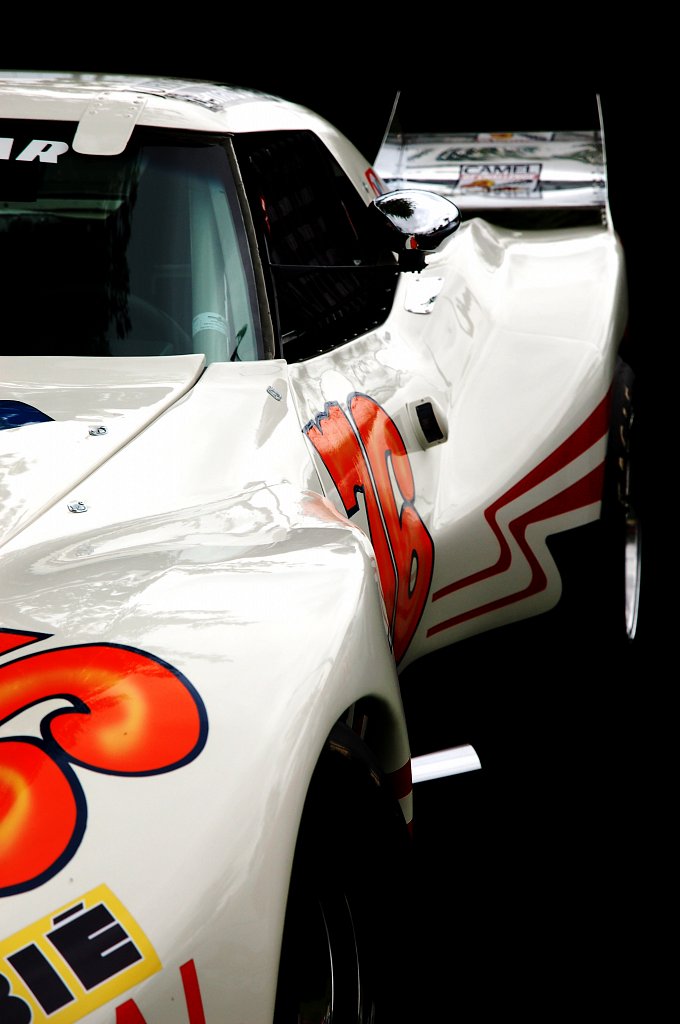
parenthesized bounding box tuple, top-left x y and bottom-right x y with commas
(288, 218, 626, 665)
(0, 71, 628, 1023)
(0, 357, 410, 1023)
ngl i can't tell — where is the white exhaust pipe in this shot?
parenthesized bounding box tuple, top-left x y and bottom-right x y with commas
(411, 744, 481, 783)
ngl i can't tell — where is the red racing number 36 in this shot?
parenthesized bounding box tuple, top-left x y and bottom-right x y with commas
(305, 394, 434, 663)
(0, 631, 207, 897)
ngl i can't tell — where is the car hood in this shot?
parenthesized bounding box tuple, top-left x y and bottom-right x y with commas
(0, 355, 206, 550)
(0, 354, 329, 551)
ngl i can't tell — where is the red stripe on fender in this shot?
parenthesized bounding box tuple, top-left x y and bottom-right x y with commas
(428, 462, 604, 636)
(181, 960, 207, 1024)
(116, 1001, 148, 1023)
(432, 391, 610, 603)
(115, 964, 206, 1024)
(388, 759, 413, 801)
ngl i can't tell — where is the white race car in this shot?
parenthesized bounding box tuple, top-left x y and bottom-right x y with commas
(0, 72, 639, 1023)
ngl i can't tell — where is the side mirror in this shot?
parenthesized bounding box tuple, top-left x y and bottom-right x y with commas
(369, 189, 461, 271)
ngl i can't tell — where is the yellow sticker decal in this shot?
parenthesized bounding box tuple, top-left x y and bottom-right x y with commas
(0, 884, 161, 1023)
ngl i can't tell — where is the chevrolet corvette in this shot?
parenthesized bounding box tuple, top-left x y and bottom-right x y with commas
(0, 71, 639, 1023)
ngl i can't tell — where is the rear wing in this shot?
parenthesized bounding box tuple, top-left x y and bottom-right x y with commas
(374, 95, 610, 230)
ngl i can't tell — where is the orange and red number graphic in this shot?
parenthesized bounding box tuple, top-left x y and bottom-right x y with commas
(0, 631, 208, 897)
(305, 395, 433, 663)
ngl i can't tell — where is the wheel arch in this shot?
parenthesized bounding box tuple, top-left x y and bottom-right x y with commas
(273, 711, 415, 1022)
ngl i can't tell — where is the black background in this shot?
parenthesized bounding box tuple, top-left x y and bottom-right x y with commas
(3, 31, 665, 1015)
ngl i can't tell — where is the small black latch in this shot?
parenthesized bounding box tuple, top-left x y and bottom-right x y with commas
(415, 401, 444, 444)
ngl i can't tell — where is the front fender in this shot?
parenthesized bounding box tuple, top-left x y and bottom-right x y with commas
(0, 487, 410, 1023)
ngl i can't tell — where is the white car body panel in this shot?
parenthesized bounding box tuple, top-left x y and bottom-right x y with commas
(1, 354, 411, 1022)
(0, 355, 204, 546)
(2, 507, 404, 1023)
(0, 71, 628, 1023)
(289, 218, 626, 664)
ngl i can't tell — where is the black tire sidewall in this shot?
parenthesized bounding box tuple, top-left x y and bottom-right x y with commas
(274, 722, 414, 1022)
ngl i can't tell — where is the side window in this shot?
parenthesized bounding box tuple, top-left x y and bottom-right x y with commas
(234, 131, 399, 362)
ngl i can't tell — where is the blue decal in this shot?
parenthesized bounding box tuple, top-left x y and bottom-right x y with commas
(0, 401, 53, 430)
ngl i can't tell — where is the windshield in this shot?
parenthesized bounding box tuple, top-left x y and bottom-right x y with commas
(0, 122, 263, 362)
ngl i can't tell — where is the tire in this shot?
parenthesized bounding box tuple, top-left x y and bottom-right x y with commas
(599, 357, 643, 644)
(544, 356, 642, 648)
(273, 722, 414, 1023)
